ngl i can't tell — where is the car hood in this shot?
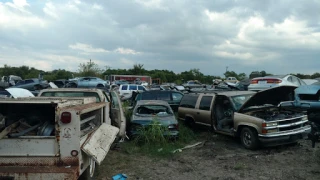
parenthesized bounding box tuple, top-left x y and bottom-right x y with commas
(238, 86, 297, 113)
(6, 88, 35, 98)
(132, 114, 177, 126)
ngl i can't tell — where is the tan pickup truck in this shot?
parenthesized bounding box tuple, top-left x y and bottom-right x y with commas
(178, 86, 311, 149)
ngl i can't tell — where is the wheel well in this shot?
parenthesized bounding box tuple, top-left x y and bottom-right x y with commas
(96, 84, 104, 87)
(185, 116, 194, 122)
(236, 125, 258, 137)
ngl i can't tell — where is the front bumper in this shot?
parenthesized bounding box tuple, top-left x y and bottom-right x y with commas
(129, 130, 179, 137)
(258, 126, 311, 146)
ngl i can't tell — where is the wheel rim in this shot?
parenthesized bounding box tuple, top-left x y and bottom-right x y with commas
(243, 131, 252, 146)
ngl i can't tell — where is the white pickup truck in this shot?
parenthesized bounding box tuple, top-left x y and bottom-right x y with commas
(0, 96, 120, 180)
(38, 88, 126, 139)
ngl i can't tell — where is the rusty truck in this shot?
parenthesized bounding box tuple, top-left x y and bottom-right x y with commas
(0, 96, 120, 179)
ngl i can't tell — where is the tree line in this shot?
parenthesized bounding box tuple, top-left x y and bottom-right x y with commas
(1, 60, 320, 84)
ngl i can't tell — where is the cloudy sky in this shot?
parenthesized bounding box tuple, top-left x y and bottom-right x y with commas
(0, 0, 319, 76)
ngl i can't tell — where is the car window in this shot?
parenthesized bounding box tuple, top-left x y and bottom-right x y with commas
(25, 79, 34, 84)
(172, 92, 183, 101)
(138, 86, 145, 90)
(291, 76, 301, 86)
(158, 93, 171, 100)
(121, 85, 128, 90)
(179, 94, 199, 108)
(199, 96, 213, 111)
(287, 76, 293, 82)
(129, 85, 137, 90)
(141, 93, 157, 100)
(110, 91, 120, 108)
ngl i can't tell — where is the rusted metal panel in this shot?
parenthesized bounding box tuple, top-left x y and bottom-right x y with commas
(81, 124, 119, 165)
(0, 138, 59, 156)
(0, 166, 78, 180)
(63, 102, 106, 114)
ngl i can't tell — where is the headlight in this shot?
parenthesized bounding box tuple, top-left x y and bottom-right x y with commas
(262, 122, 278, 127)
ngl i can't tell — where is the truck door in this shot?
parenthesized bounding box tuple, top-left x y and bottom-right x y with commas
(110, 91, 126, 138)
(195, 95, 214, 125)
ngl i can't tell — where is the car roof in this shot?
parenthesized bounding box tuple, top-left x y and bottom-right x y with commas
(186, 91, 255, 97)
(136, 100, 170, 106)
(39, 88, 103, 93)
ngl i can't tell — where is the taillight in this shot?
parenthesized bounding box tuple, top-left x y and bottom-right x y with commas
(266, 79, 282, 84)
(251, 80, 258, 84)
(61, 112, 71, 124)
(168, 124, 179, 130)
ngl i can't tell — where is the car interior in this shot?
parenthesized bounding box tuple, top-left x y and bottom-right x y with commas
(214, 96, 234, 133)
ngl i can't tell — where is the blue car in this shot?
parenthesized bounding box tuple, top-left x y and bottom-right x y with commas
(74, 77, 110, 88)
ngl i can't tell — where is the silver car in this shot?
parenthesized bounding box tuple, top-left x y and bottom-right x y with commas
(248, 75, 306, 91)
(75, 77, 110, 88)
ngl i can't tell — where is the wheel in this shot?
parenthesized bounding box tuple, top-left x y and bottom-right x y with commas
(185, 117, 195, 128)
(240, 127, 259, 150)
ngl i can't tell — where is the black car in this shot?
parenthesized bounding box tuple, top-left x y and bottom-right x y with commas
(132, 90, 184, 112)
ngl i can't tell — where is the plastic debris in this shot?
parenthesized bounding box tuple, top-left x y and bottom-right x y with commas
(112, 173, 128, 180)
(172, 142, 203, 153)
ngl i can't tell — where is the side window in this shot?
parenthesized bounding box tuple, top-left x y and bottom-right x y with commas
(158, 93, 171, 100)
(172, 92, 183, 101)
(138, 86, 144, 90)
(121, 85, 128, 90)
(129, 85, 137, 90)
(25, 80, 34, 84)
(199, 96, 213, 111)
(179, 95, 199, 108)
(291, 76, 300, 86)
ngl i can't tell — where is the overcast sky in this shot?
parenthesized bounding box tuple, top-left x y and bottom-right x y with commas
(0, 0, 319, 76)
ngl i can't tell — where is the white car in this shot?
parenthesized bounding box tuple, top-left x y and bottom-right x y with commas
(118, 84, 147, 96)
(248, 75, 307, 91)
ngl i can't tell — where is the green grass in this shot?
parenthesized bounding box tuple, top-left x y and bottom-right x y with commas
(120, 103, 198, 157)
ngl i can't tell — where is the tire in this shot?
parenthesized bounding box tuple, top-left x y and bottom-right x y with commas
(240, 127, 259, 150)
(185, 117, 195, 128)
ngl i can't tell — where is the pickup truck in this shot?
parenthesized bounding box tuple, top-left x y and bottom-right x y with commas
(0, 97, 119, 179)
(38, 88, 126, 139)
(178, 86, 311, 149)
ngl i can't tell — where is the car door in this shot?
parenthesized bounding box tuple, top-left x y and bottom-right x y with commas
(78, 78, 90, 88)
(109, 91, 126, 138)
(195, 95, 214, 125)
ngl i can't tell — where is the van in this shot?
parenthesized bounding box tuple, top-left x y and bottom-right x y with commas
(118, 84, 147, 96)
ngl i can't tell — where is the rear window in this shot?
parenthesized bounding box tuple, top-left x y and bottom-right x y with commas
(199, 96, 213, 111)
(121, 85, 128, 90)
(40, 91, 101, 102)
(179, 94, 199, 108)
(129, 85, 137, 90)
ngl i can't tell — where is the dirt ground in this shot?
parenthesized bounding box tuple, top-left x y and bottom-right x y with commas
(95, 132, 320, 180)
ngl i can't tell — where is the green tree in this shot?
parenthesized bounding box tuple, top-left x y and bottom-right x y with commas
(78, 59, 103, 77)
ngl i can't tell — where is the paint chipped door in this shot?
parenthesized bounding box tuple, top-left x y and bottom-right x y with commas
(110, 91, 127, 138)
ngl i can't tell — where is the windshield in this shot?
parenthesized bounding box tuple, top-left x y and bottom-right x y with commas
(40, 91, 101, 102)
(135, 105, 173, 116)
(231, 94, 254, 111)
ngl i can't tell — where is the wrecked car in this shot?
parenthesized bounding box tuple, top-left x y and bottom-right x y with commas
(13, 78, 49, 91)
(178, 86, 310, 149)
(131, 90, 184, 112)
(0, 88, 35, 99)
(74, 77, 110, 88)
(279, 85, 320, 147)
(129, 100, 179, 137)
